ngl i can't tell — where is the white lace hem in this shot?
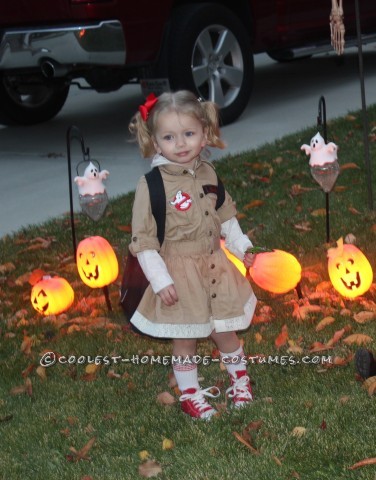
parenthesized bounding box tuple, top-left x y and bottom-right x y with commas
(130, 292, 257, 338)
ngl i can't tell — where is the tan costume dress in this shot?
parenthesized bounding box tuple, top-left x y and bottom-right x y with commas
(130, 159, 257, 338)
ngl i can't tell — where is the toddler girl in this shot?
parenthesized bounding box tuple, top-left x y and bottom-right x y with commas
(128, 90, 257, 419)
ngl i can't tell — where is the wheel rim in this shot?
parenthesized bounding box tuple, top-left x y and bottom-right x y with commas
(2, 75, 58, 109)
(191, 24, 244, 108)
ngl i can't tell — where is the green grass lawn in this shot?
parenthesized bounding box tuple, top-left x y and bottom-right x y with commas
(1, 106, 376, 480)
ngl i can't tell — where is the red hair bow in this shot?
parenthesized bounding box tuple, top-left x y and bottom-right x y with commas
(139, 93, 158, 121)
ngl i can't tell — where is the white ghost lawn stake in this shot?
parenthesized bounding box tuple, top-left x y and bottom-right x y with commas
(301, 132, 340, 193)
(74, 162, 110, 221)
(74, 162, 109, 196)
(301, 132, 338, 167)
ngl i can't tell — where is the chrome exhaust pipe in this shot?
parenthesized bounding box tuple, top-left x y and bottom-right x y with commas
(41, 60, 69, 78)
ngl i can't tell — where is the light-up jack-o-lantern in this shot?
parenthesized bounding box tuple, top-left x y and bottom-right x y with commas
(31, 275, 74, 315)
(220, 239, 246, 276)
(327, 237, 373, 298)
(76, 236, 119, 288)
(249, 249, 302, 294)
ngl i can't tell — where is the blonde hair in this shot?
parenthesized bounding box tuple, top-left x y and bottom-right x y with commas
(128, 90, 226, 158)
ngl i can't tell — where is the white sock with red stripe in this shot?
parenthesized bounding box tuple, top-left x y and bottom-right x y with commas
(172, 357, 200, 392)
(219, 345, 247, 378)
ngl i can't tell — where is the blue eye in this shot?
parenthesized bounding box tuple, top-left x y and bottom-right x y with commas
(185, 131, 194, 137)
(163, 135, 173, 141)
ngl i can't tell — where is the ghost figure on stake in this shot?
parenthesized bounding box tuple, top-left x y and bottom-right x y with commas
(74, 162, 110, 221)
(301, 132, 340, 193)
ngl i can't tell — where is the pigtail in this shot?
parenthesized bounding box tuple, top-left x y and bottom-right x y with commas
(201, 101, 226, 150)
(128, 112, 156, 158)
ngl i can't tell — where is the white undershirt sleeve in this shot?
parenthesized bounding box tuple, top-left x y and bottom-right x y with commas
(221, 216, 253, 260)
(137, 250, 174, 294)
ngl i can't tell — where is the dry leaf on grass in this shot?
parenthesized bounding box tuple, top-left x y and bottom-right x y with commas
(139, 460, 163, 478)
(342, 334, 373, 346)
(139, 451, 150, 461)
(315, 316, 335, 331)
(243, 200, 264, 210)
(311, 208, 326, 217)
(0, 262, 16, 274)
(10, 378, 32, 397)
(291, 426, 306, 438)
(232, 431, 260, 455)
(362, 376, 376, 396)
(348, 457, 376, 470)
(68, 437, 96, 462)
(340, 162, 360, 170)
(162, 438, 174, 450)
(156, 391, 176, 406)
(275, 324, 288, 348)
(36, 365, 47, 381)
(353, 311, 376, 324)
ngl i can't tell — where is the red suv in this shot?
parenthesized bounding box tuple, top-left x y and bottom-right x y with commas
(0, 0, 375, 125)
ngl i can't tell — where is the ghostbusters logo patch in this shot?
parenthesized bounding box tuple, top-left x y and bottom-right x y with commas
(170, 190, 192, 211)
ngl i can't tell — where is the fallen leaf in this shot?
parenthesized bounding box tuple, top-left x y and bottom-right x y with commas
(293, 222, 312, 232)
(311, 208, 326, 217)
(139, 450, 150, 461)
(232, 431, 260, 455)
(275, 324, 289, 348)
(353, 311, 376, 324)
(348, 206, 361, 215)
(315, 316, 335, 332)
(255, 332, 263, 344)
(320, 419, 327, 430)
(156, 391, 176, 406)
(291, 427, 306, 438)
(117, 224, 132, 232)
(0, 414, 13, 423)
(326, 328, 345, 347)
(85, 364, 100, 375)
(272, 455, 283, 466)
(162, 438, 174, 450)
(348, 457, 376, 470)
(309, 342, 333, 353)
(36, 365, 47, 381)
(243, 200, 264, 210)
(10, 378, 32, 397)
(362, 376, 376, 396)
(28, 269, 47, 286)
(0, 262, 16, 274)
(343, 334, 373, 346)
(107, 369, 121, 379)
(68, 437, 96, 462)
(340, 162, 360, 170)
(138, 459, 163, 478)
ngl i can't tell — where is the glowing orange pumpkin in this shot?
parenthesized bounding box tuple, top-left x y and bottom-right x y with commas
(249, 249, 302, 294)
(327, 237, 373, 298)
(220, 239, 246, 276)
(31, 275, 74, 315)
(76, 235, 119, 288)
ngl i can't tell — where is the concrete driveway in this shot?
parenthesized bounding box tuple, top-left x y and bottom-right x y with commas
(1, 46, 376, 238)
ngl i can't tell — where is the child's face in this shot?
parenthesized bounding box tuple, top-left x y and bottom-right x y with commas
(152, 111, 207, 168)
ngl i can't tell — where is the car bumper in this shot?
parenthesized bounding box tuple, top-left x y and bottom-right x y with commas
(0, 20, 125, 70)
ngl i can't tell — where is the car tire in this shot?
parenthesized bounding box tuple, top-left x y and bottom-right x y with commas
(165, 3, 254, 125)
(0, 74, 70, 125)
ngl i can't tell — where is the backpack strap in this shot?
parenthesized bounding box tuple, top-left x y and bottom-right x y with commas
(145, 167, 166, 247)
(202, 173, 225, 211)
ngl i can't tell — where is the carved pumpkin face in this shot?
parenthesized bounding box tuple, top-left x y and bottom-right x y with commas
(220, 239, 246, 276)
(328, 238, 373, 298)
(76, 236, 119, 288)
(249, 249, 302, 294)
(31, 276, 74, 315)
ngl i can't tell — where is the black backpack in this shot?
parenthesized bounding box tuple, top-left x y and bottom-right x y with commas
(120, 166, 225, 321)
